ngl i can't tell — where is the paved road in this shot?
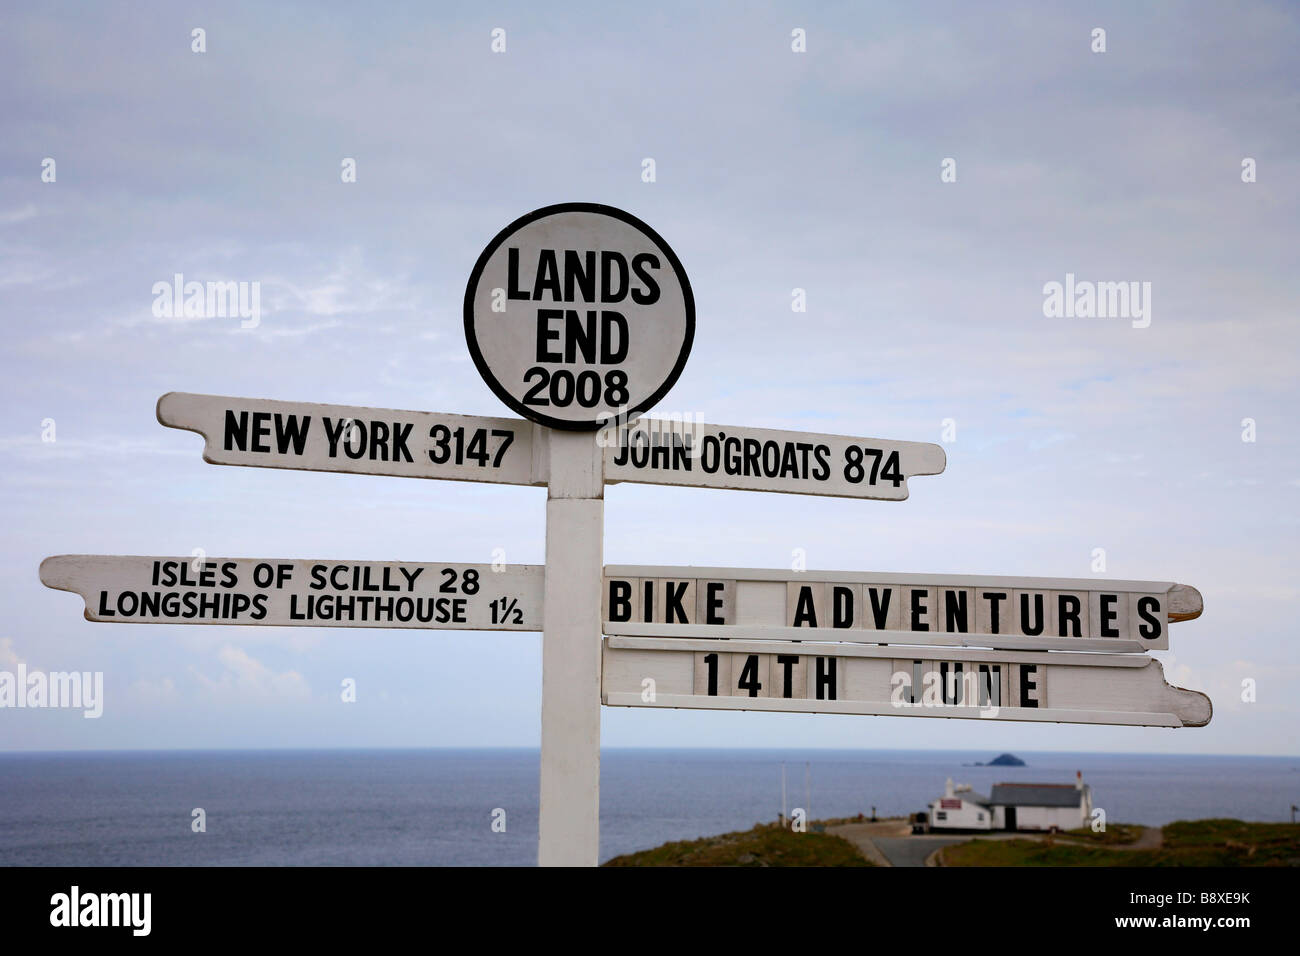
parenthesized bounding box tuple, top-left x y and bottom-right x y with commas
(826, 823, 895, 866)
(873, 836, 968, 867)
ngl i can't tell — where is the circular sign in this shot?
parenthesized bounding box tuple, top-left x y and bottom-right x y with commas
(464, 202, 694, 431)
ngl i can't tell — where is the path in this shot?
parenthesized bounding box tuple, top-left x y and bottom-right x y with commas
(829, 821, 1163, 867)
(826, 821, 904, 866)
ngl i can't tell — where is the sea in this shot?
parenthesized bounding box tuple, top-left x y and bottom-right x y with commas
(0, 749, 1295, 866)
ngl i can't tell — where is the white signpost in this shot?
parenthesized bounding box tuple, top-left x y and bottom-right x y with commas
(39, 202, 1210, 868)
(602, 566, 1203, 653)
(156, 392, 539, 487)
(603, 419, 946, 500)
(463, 202, 695, 431)
(40, 555, 543, 630)
(157, 391, 946, 503)
(601, 637, 1212, 727)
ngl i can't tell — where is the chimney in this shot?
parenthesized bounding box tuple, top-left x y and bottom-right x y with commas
(945, 777, 954, 798)
(1076, 770, 1083, 790)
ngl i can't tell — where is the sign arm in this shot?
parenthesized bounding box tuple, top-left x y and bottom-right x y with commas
(1166, 584, 1204, 622)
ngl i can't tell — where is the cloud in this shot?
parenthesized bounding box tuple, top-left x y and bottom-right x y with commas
(129, 676, 178, 703)
(0, 204, 37, 225)
(190, 645, 310, 701)
(0, 638, 25, 671)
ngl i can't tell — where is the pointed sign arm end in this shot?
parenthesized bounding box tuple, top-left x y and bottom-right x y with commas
(39, 555, 78, 592)
(930, 442, 948, 475)
(156, 392, 217, 462)
(156, 391, 188, 429)
(1167, 584, 1203, 622)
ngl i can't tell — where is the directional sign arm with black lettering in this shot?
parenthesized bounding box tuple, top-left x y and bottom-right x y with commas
(602, 637, 1212, 727)
(40, 555, 544, 630)
(157, 392, 541, 486)
(603, 420, 946, 500)
(602, 566, 1203, 652)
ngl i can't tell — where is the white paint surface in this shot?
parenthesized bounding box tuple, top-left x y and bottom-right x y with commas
(40, 555, 543, 630)
(604, 419, 946, 500)
(602, 637, 1212, 727)
(538, 430, 604, 866)
(465, 207, 692, 429)
(603, 565, 1201, 651)
(158, 391, 540, 486)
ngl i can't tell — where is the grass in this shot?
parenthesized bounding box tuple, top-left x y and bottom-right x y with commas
(1060, 823, 1145, 845)
(603, 822, 873, 867)
(941, 819, 1300, 867)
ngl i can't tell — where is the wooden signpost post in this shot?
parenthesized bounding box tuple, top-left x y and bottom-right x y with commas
(39, 201, 1210, 867)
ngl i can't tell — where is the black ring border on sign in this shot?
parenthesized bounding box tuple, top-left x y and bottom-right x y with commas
(463, 202, 696, 431)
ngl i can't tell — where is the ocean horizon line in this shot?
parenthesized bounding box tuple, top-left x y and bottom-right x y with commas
(1, 745, 1295, 760)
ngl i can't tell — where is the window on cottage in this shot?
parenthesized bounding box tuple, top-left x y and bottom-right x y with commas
(936, 811, 947, 821)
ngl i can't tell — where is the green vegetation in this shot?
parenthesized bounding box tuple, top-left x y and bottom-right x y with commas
(1060, 823, 1145, 845)
(942, 819, 1300, 867)
(603, 822, 873, 867)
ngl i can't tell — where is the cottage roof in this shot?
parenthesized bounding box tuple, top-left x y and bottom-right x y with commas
(990, 783, 1087, 808)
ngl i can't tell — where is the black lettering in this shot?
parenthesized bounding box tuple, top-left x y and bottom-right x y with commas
(608, 580, 632, 623)
(564, 309, 597, 363)
(811, 445, 831, 480)
(1019, 664, 1040, 708)
(664, 581, 689, 623)
(815, 657, 837, 700)
(322, 417, 347, 457)
(507, 248, 530, 299)
(1136, 596, 1162, 640)
(737, 655, 762, 697)
(867, 587, 892, 629)
(391, 422, 413, 462)
(776, 655, 798, 698)
(600, 252, 628, 302)
(982, 591, 1007, 634)
(251, 412, 272, 452)
(792, 587, 817, 627)
(941, 662, 963, 705)
(532, 249, 562, 301)
(1100, 593, 1120, 638)
(1019, 592, 1045, 636)
(223, 410, 248, 451)
(944, 590, 968, 632)
(370, 421, 390, 461)
(832, 586, 854, 628)
(274, 414, 310, 455)
(563, 249, 596, 301)
(535, 309, 563, 362)
(630, 253, 661, 304)
(910, 588, 929, 631)
(600, 311, 628, 362)
(1058, 594, 1083, 637)
(705, 582, 725, 624)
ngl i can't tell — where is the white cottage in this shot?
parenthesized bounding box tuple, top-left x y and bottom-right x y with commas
(928, 778, 995, 831)
(928, 772, 1092, 832)
(988, 775, 1092, 832)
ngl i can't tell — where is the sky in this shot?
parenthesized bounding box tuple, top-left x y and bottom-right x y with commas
(1, 1, 1297, 755)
